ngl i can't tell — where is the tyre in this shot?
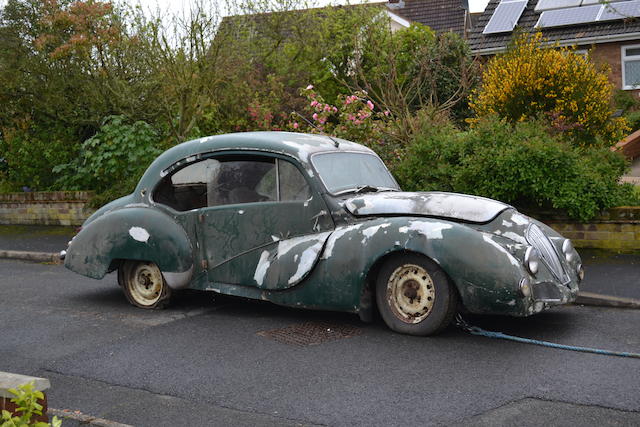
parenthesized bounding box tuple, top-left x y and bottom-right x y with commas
(118, 260, 171, 309)
(375, 253, 457, 336)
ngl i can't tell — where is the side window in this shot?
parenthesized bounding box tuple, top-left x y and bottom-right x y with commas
(209, 160, 276, 206)
(153, 157, 276, 211)
(154, 159, 219, 211)
(279, 160, 311, 201)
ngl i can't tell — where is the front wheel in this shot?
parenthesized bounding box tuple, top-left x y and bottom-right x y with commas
(118, 260, 171, 309)
(375, 254, 457, 336)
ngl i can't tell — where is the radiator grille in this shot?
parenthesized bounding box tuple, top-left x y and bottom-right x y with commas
(526, 224, 567, 282)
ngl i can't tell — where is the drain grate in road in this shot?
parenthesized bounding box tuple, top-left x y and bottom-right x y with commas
(257, 321, 363, 346)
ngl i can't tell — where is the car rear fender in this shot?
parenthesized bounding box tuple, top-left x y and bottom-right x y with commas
(64, 207, 194, 288)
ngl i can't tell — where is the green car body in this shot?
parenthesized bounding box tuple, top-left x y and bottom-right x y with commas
(63, 132, 582, 332)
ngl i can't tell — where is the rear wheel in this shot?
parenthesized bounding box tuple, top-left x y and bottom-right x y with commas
(118, 260, 171, 309)
(375, 254, 457, 336)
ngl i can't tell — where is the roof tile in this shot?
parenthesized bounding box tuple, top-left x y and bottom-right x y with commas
(389, 0, 467, 35)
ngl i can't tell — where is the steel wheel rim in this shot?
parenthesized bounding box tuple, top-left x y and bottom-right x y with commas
(386, 264, 435, 324)
(129, 263, 163, 306)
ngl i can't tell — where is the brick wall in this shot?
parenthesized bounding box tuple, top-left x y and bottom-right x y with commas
(544, 207, 640, 250)
(0, 396, 48, 423)
(589, 40, 640, 95)
(0, 191, 94, 226)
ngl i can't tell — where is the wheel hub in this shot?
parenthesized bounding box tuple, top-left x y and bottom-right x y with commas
(387, 264, 435, 324)
(129, 264, 163, 305)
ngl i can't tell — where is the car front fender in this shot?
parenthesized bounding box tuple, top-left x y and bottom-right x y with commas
(275, 217, 527, 314)
(64, 207, 194, 287)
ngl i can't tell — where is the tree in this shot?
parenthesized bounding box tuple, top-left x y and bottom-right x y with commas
(351, 22, 477, 139)
(470, 32, 628, 147)
(0, 0, 162, 189)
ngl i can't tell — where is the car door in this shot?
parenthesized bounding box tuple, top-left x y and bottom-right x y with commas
(194, 153, 334, 289)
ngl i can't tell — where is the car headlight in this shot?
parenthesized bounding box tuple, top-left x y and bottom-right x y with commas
(562, 239, 575, 263)
(524, 246, 540, 276)
(577, 263, 584, 281)
(519, 277, 532, 297)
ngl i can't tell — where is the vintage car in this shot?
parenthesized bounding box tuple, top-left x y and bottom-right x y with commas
(62, 132, 583, 336)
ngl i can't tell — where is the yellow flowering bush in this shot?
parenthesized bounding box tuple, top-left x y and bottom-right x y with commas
(470, 32, 628, 147)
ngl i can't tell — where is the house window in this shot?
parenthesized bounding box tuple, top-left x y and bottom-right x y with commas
(622, 45, 640, 90)
(573, 49, 588, 58)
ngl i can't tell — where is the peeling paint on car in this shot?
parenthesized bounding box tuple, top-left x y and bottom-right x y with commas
(289, 239, 325, 284)
(399, 221, 453, 240)
(511, 213, 529, 225)
(129, 227, 150, 243)
(346, 192, 510, 223)
(362, 223, 391, 240)
(481, 234, 521, 268)
(253, 250, 270, 286)
(502, 231, 526, 244)
(321, 224, 362, 260)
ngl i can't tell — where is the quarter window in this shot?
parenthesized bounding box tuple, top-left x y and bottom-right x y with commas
(153, 156, 310, 211)
(622, 45, 640, 90)
(279, 160, 311, 201)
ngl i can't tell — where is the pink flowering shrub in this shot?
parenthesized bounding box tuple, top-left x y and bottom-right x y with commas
(287, 86, 401, 165)
(242, 85, 402, 166)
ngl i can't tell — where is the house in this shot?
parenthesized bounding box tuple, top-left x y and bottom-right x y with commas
(468, 0, 640, 93)
(219, 1, 472, 38)
(469, 1, 640, 178)
(386, 0, 471, 36)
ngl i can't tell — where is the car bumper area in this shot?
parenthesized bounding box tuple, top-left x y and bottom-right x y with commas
(459, 278, 579, 317)
(522, 280, 579, 316)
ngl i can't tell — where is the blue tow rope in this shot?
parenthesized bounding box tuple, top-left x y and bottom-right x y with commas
(455, 315, 640, 359)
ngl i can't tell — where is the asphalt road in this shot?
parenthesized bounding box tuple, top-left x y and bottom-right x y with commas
(1, 259, 639, 426)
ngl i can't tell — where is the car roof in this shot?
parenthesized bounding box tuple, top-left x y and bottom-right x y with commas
(138, 131, 375, 189)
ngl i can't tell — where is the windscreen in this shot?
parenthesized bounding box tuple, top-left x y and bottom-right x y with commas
(312, 152, 399, 194)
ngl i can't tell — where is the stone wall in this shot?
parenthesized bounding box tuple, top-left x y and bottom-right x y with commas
(0, 191, 94, 226)
(544, 207, 640, 250)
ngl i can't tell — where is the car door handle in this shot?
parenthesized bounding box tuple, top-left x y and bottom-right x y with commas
(311, 210, 327, 231)
(311, 210, 327, 221)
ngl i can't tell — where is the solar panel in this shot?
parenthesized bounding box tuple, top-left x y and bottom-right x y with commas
(599, 1, 640, 21)
(535, 0, 581, 12)
(536, 3, 601, 27)
(536, 1, 640, 28)
(483, 0, 528, 34)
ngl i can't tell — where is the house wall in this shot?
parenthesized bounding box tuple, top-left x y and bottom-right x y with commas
(588, 40, 640, 96)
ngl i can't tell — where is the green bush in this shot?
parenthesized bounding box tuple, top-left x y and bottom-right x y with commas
(623, 110, 640, 133)
(614, 90, 638, 113)
(1, 381, 61, 426)
(0, 121, 78, 191)
(53, 116, 161, 203)
(395, 116, 634, 221)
